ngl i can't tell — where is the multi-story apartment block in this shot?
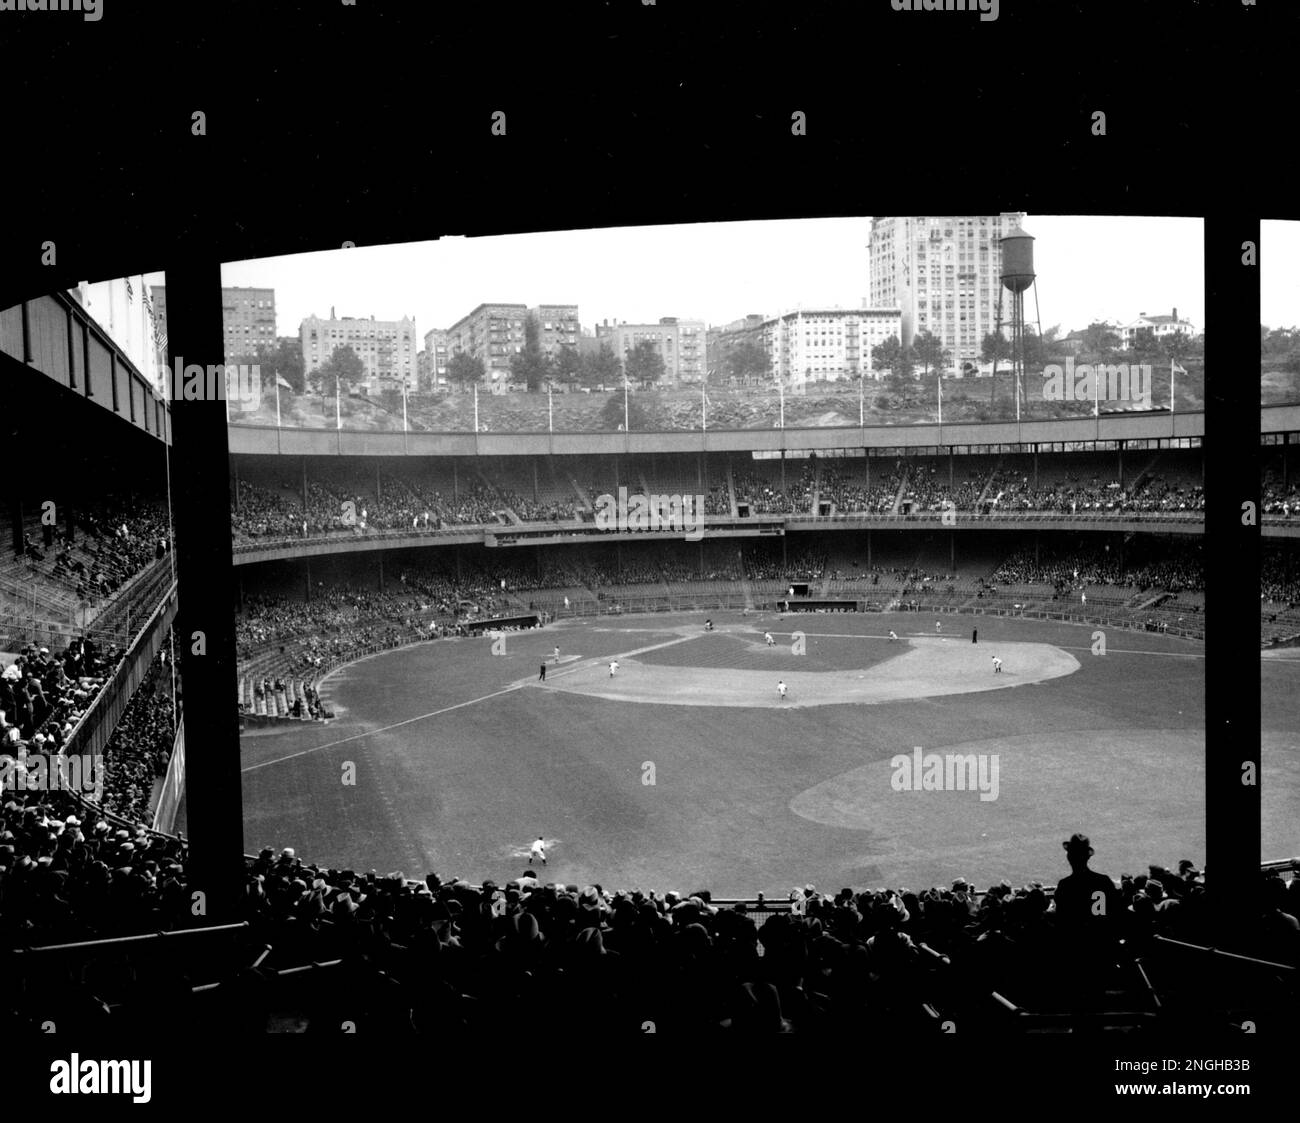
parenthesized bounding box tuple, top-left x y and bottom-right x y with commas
(441, 303, 580, 388)
(761, 308, 902, 386)
(531, 305, 581, 358)
(422, 328, 450, 389)
(300, 312, 419, 394)
(151, 284, 277, 370)
(594, 316, 707, 384)
(868, 213, 1025, 374)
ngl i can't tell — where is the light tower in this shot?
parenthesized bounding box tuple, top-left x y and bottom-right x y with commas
(992, 225, 1042, 419)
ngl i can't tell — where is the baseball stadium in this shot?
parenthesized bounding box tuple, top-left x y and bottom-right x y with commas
(2, 280, 1297, 1035)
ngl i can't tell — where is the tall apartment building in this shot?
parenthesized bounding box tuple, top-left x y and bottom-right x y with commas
(300, 312, 418, 394)
(442, 303, 579, 387)
(594, 317, 707, 384)
(868, 213, 1025, 374)
(151, 284, 277, 372)
(761, 308, 902, 386)
(422, 328, 450, 389)
(531, 305, 581, 357)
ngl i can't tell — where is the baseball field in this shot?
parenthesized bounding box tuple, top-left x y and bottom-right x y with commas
(235, 610, 1280, 896)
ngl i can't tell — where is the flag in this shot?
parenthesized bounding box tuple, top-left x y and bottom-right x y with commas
(276, 375, 292, 389)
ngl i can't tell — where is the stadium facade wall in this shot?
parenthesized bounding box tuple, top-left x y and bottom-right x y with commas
(1, 293, 171, 445)
(228, 409, 1206, 458)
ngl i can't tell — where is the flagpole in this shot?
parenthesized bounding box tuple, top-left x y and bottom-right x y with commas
(548, 386, 553, 433)
(275, 378, 281, 428)
(474, 383, 479, 432)
(702, 380, 707, 432)
(336, 377, 341, 430)
(860, 373, 864, 427)
(624, 379, 629, 431)
(1170, 359, 1176, 415)
(402, 378, 408, 433)
(937, 374, 942, 425)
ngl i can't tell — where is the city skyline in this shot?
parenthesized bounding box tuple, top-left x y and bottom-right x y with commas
(219, 215, 1204, 350)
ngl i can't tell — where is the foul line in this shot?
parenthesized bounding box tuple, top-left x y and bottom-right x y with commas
(243, 633, 701, 773)
(242, 684, 526, 773)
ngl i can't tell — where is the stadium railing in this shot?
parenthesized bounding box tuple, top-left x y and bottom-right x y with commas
(903, 600, 1205, 641)
(227, 508, 1208, 558)
(60, 576, 178, 785)
(0, 554, 174, 651)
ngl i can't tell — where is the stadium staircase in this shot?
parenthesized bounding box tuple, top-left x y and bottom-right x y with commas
(975, 455, 1004, 509)
(239, 648, 323, 722)
(890, 467, 909, 514)
(565, 472, 594, 514)
(726, 463, 739, 517)
(1127, 451, 1163, 495)
(477, 470, 522, 525)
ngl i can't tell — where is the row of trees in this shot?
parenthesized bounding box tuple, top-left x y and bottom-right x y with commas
(1262, 325, 1300, 373)
(238, 316, 1204, 405)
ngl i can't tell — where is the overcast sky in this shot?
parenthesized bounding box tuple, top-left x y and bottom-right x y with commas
(219, 215, 1204, 342)
(1262, 220, 1300, 330)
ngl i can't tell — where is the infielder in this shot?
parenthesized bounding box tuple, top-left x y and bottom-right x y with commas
(530, 837, 547, 865)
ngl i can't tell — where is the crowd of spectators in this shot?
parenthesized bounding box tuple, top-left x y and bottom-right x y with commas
(988, 542, 1205, 596)
(236, 587, 454, 657)
(1262, 549, 1300, 607)
(2, 634, 177, 844)
(498, 489, 580, 523)
(818, 463, 905, 515)
(20, 495, 170, 605)
(99, 646, 179, 824)
(1263, 473, 1300, 519)
(2, 637, 122, 758)
(4, 819, 1293, 1030)
(228, 457, 1213, 553)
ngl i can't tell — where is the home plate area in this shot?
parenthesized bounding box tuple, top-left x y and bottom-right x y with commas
(540, 630, 1080, 707)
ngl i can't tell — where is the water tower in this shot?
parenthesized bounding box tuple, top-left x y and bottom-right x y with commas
(992, 225, 1043, 418)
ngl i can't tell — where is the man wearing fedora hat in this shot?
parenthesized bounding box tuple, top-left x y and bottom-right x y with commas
(1053, 832, 1121, 1011)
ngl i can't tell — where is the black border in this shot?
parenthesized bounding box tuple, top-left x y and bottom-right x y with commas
(1, 0, 1292, 1102)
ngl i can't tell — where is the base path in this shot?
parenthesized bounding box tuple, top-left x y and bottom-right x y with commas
(542, 636, 1080, 708)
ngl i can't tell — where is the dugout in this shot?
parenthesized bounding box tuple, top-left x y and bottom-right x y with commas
(779, 599, 859, 613)
(463, 613, 540, 635)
